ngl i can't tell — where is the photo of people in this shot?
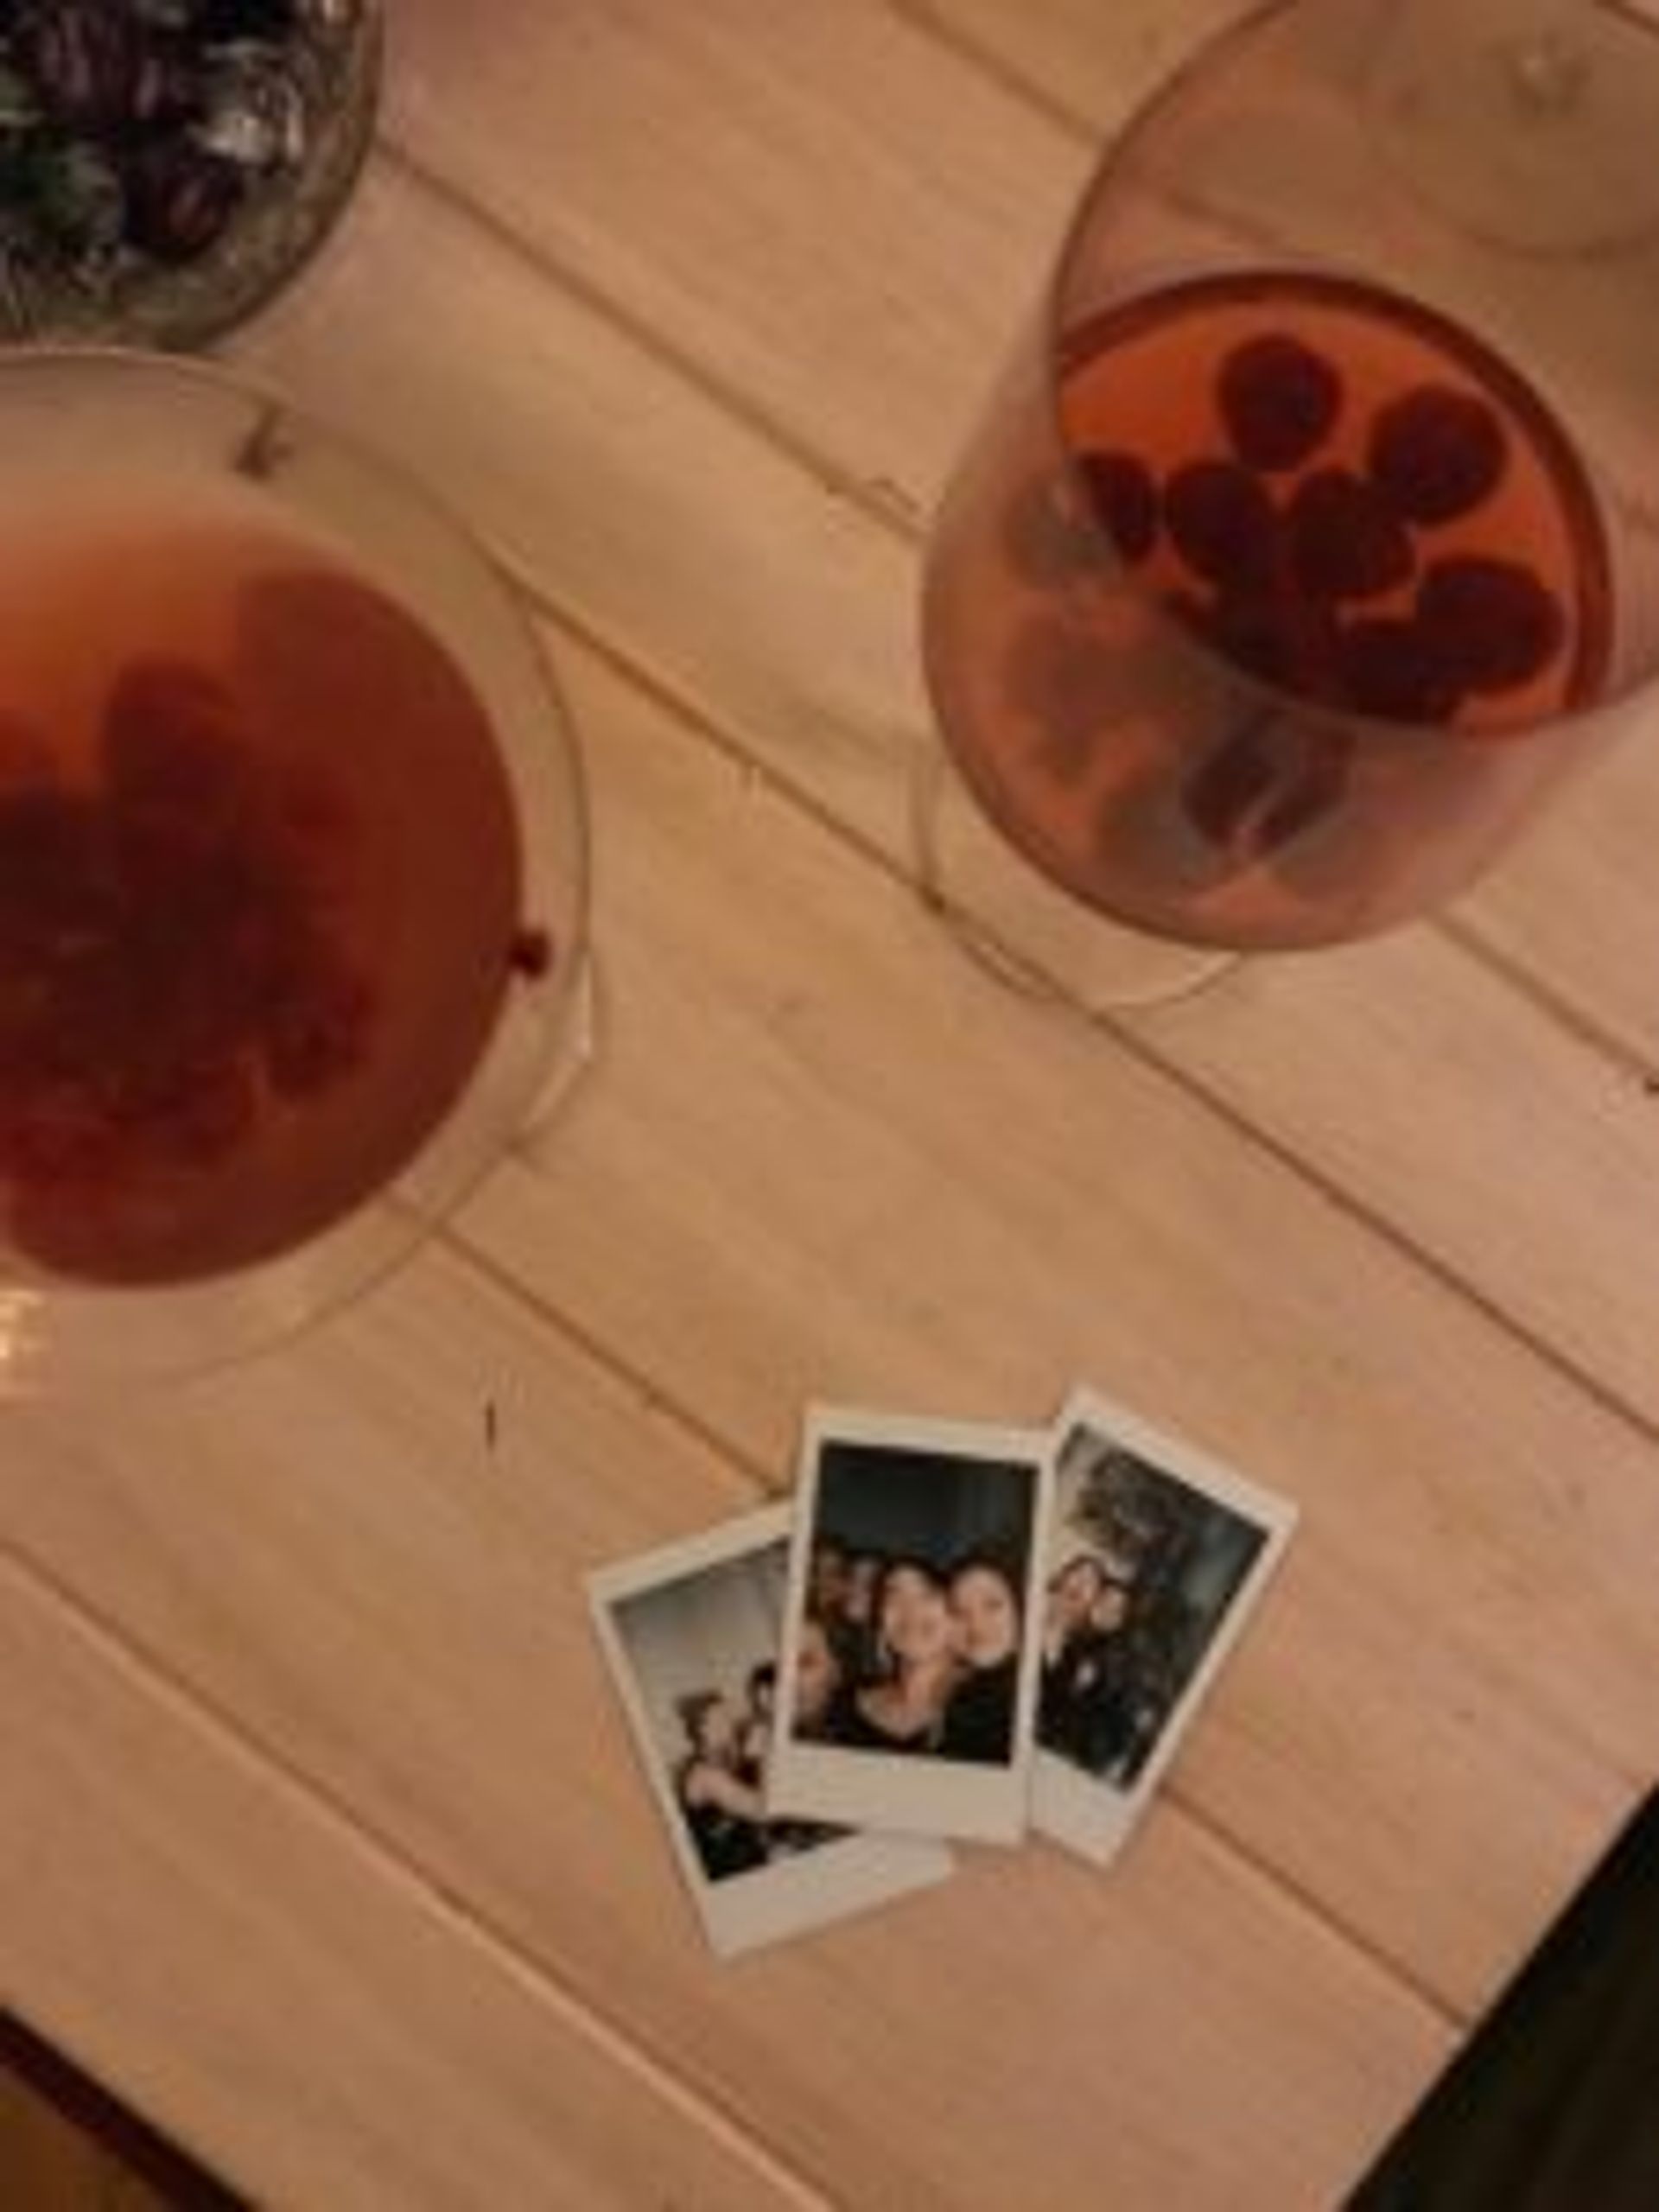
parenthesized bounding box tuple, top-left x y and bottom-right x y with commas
(1033, 1390, 1297, 1866)
(588, 1503, 952, 1955)
(769, 1409, 1054, 1846)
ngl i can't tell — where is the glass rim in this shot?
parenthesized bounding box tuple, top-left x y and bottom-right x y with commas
(0, 0, 384, 353)
(1037, 0, 1642, 740)
(0, 340, 595, 1017)
(0, 344, 594, 1393)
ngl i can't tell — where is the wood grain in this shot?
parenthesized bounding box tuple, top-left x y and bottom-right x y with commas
(902, 0, 1659, 1066)
(3, 1553, 810, 2212)
(384, 0, 1090, 518)
(3, 3, 1656, 2203)
(893, 0, 1249, 133)
(227, 120, 1659, 1436)
(455, 642, 1659, 2009)
(2, 641, 1645, 2056)
(1, 1236, 1451, 2212)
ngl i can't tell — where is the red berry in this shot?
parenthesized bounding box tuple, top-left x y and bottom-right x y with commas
(1217, 333, 1343, 473)
(1337, 617, 1463, 724)
(1417, 556, 1567, 696)
(1287, 468, 1414, 603)
(264, 958, 373, 1098)
(127, 1057, 257, 1169)
(510, 927, 556, 982)
(105, 661, 249, 826)
(1174, 588, 1339, 702)
(1078, 449, 1160, 565)
(1369, 385, 1509, 526)
(0, 717, 54, 793)
(0, 787, 108, 930)
(1164, 460, 1281, 593)
(6, 1082, 130, 1189)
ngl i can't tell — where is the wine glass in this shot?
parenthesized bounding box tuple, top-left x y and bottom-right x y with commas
(0, 350, 590, 1393)
(919, 0, 1659, 1009)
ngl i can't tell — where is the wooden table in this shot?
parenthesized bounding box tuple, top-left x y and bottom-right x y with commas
(7, 3, 1659, 2204)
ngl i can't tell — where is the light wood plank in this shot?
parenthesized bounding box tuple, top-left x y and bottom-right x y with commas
(1452, 751, 1659, 1071)
(232, 161, 924, 863)
(232, 150, 1659, 1435)
(382, 0, 1091, 518)
(382, 0, 1659, 1061)
(456, 645, 1659, 2003)
(7, 639, 1642, 2038)
(2, 1237, 1450, 2212)
(891, 0, 1248, 134)
(903, 0, 1659, 1071)
(3, 1555, 806, 2212)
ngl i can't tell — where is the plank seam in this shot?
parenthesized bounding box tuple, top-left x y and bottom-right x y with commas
(475, 562, 1659, 1481)
(370, 137, 920, 537)
(1, 1545, 833, 2212)
(425, 1247, 1471, 2033)
(879, 0, 1108, 140)
(369, 144, 1659, 1159)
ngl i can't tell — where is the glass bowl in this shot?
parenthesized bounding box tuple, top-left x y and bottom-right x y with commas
(0, 0, 383, 349)
(0, 348, 591, 1393)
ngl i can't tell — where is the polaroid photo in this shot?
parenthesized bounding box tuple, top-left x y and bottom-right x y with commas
(767, 1407, 1055, 1846)
(588, 1503, 952, 1959)
(1033, 1387, 1297, 1866)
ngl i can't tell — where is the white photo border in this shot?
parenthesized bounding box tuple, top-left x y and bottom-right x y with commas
(1033, 1386, 1298, 1866)
(588, 1501, 953, 1957)
(768, 1405, 1057, 1847)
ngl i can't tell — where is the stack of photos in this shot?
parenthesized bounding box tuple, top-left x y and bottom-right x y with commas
(588, 1391, 1296, 1956)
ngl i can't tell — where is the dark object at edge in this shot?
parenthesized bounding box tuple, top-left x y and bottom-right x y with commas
(1346, 1788, 1659, 2211)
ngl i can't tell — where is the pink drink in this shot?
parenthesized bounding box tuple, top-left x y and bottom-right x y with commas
(925, 271, 1614, 950)
(0, 498, 531, 1286)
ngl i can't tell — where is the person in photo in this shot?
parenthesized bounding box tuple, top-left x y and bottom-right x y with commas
(838, 1550, 884, 1684)
(830, 1556, 959, 1754)
(738, 1661, 777, 1780)
(791, 1613, 847, 1743)
(1039, 1553, 1144, 1781)
(673, 1690, 770, 1883)
(808, 1535, 851, 1628)
(939, 1554, 1023, 1764)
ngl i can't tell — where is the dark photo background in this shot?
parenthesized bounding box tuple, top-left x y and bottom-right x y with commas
(813, 1441, 1037, 1582)
(1046, 1430, 1268, 1788)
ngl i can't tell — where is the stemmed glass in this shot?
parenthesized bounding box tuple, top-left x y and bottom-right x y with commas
(0, 351, 590, 1393)
(919, 0, 1659, 1010)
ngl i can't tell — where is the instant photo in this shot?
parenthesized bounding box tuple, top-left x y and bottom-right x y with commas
(769, 1408, 1054, 1845)
(1033, 1389, 1296, 1865)
(589, 1503, 952, 1957)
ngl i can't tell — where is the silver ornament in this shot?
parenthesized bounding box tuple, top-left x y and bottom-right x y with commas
(194, 49, 308, 171)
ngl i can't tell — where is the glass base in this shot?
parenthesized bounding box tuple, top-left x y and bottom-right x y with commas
(909, 739, 1243, 1016)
